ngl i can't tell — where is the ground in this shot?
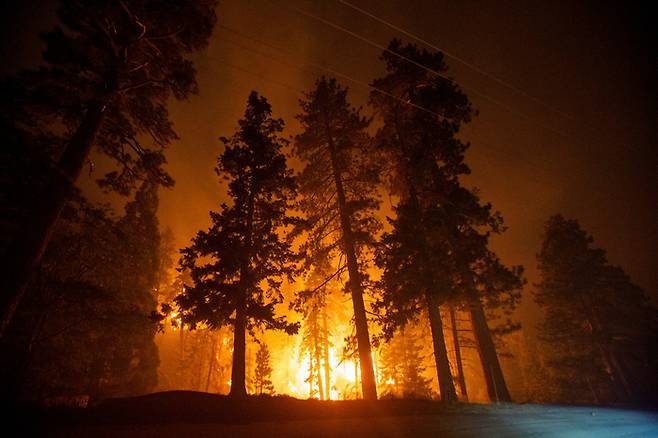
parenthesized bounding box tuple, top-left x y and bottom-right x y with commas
(19, 391, 658, 437)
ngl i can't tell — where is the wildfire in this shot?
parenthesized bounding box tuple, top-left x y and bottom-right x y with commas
(156, 287, 386, 400)
(169, 311, 182, 331)
(280, 345, 360, 400)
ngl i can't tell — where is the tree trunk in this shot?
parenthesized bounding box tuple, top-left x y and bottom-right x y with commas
(215, 332, 224, 393)
(469, 294, 512, 402)
(354, 357, 360, 399)
(205, 331, 218, 392)
(580, 293, 634, 404)
(230, 301, 247, 398)
(596, 337, 633, 403)
(449, 304, 468, 401)
(585, 376, 601, 404)
(308, 351, 314, 398)
(404, 189, 456, 402)
(322, 305, 331, 400)
(426, 294, 458, 402)
(315, 334, 324, 400)
(0, 95, 113, 339)
(179, 323, 185, 365)
(326, 134, 377, 400)
(230, 187, 255, 399)
(88, 355, 108, 403)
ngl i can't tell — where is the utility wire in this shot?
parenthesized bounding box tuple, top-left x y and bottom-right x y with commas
(221, 25, 451, 120)
(333, 0, 643, 154)
(207, 52, 302, 95)
(284, 4, 497, 106)
(224, 0, 640, 161)
(279, 1, 568, 140)
(336, 0, 572, 121)
(215, 26, 565, 185)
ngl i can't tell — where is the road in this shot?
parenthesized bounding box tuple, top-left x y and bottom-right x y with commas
(48, 400, 658, 437)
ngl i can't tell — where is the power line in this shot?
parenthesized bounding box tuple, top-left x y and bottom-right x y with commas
(336, 0, 572, 121)
(207, 53, 302, 96)
(284, 4, 498, 106)
(279, 1, 568, 140)
(334, 0, 644, 156)
(220, 25, 450, 120)
(185, 57, 565, 213)
(201, 3, 643, 204)
(215, 26, 565, 187)
(221, 0, 643, 165)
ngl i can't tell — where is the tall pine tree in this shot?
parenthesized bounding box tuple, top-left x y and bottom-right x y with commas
(294, 77, 380, 400)
(176, 92, 299, 398)
(379, 328, 432, 399)
(535, 215, 657, 404)
(253, 342, 274, 396)
(293, 261, 338, 400)
(371, 40, 522, 402)
(0, 0, 217, 337)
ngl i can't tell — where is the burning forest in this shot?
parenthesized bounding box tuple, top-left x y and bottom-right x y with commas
(0, 0, 656, 436)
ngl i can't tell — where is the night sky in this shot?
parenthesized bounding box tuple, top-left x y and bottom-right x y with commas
(3, 0, 656, 325)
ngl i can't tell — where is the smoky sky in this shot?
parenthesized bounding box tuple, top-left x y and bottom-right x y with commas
(3, 0, 656, 324)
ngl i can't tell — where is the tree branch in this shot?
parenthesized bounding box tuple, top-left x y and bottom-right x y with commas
(308, 264, 347, 295)
(118, 78, 166, 93)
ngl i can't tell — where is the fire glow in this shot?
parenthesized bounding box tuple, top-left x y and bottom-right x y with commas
(155, 285, 492, 401)
(157, 295, 369, 400)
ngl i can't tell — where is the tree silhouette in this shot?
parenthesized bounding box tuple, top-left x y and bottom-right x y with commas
(0, 0, 218, 337)
(4, 184, 162, 402)
(468, 251, 523, 402)
(293, 260, 339, 400)
(294, 77, 380, 400)
(176, 92, 299, 398)
(253, 342, 274, 396)
(298, 296, 325, 399)
(371, 39, 522, 402)
(379, 328, 432, 399)
(447, 304, 468, 400)
(535, 214, 658, 404)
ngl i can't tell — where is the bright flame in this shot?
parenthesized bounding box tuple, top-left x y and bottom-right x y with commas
(271, 327, 364, 400)
(168, 311, 182, 331)
(278, 345, 360, 399)
(155, 277, 389, 400)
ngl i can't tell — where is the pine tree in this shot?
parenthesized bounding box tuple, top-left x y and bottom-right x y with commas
(370, 39, 471, 403)
(379, 328, 432, 399)
(447, 304, 468, 400)
(253, 342, 274, 395)
(300, 303, 320, 398)
(178, 328, 208, 391)
(371, 39, 522, 402)
(116, 179, 161, 308)
(293, 260, 337, 400)
(469, 252, 523, 402)
(375, 199, 457, 401)
(108, 178, 162, 396)
(176, 92, 299, 398)
(535, 214, 658, 404)
(0, 0, 218, 337)
(3, 184, 163, 402)
(294, 77, 380, 400)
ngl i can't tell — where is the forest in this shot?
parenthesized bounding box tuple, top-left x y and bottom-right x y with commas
(0, 0, 656, 432)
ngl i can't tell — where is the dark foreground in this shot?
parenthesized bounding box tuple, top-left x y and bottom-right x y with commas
(16, 391, 658, 437)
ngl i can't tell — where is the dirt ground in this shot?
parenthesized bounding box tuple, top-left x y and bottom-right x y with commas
(20, 391, 658, 437)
